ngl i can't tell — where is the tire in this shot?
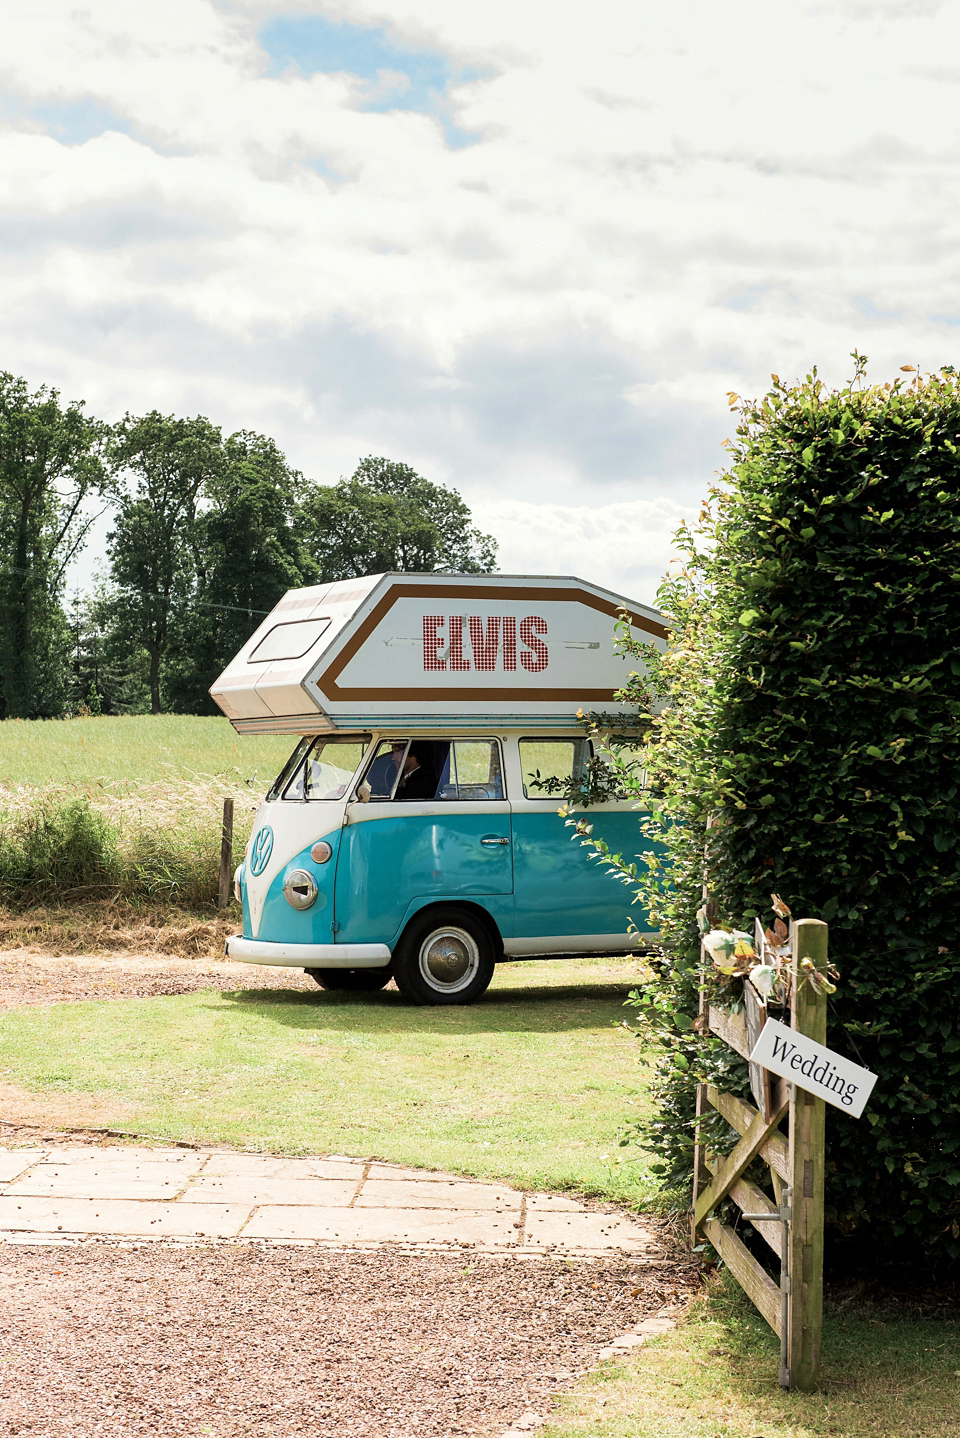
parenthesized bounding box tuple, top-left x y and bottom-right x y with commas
(306, 967, 393, 992)
(392, 908, 496, 1006)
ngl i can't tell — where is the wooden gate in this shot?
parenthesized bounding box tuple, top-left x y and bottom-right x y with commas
(691, 917, 827, 1391)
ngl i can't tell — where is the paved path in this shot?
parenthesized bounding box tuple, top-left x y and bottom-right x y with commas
(0, 1146, 664, 1256)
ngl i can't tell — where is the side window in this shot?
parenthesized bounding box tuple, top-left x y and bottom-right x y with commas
(355, 739, 505, 803)
(359, 739, 411, 801)
(442, 741, 504, 801)
(519, 738, 590, 799)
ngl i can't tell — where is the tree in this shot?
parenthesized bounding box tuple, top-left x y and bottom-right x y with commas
(297, 456, 497, 579)
(106, 413, 223, 714)
(65, 587, 150, 716)
(0, 373, 108, 718)
(164, 432, 317, 713)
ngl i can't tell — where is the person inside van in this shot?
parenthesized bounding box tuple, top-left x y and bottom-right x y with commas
(394, 741, 442, 801)
(365, 740, 407, 799)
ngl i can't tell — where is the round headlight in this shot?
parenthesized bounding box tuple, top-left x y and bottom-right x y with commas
(283, 868, 318, 910)
(311, 840, 333, 864)
(233, 864, 244, 904)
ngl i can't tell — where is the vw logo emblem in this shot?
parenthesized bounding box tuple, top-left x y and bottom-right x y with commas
(249, 826, 274, 876)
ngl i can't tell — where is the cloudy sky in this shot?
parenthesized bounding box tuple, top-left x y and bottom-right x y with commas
(2, 0, 959, 602)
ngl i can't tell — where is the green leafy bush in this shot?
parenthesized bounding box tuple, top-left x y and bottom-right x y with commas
(608, 357, 960, 1261)
(0, 796, 120, 900)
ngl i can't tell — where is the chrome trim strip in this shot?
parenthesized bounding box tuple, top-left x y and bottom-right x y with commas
(501, 933, 656, 957)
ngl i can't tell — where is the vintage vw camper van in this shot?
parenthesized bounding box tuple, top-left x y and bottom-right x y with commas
(210, 574, 667, 1005)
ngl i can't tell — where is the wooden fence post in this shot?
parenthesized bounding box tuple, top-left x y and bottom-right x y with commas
(218, 797, 234, 910)
(788, 918, 828, 1391)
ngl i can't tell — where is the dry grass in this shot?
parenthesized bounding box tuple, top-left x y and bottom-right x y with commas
(0, 778, 262, 910)
(0, 900, 239, 957)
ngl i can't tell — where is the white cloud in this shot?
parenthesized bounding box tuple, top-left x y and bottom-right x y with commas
(1, 0, 960, 597)
(470, 495, 695, 607)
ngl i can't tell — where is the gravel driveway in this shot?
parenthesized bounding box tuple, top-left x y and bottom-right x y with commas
(1, 1244, 697, 1437)
(0, 948, 316, 1009)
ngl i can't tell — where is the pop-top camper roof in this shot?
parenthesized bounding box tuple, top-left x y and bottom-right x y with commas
(209, 573, 668, 734)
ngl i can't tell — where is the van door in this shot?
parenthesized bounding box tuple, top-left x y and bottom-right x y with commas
(333, 738, 514, 947)
(511, 736, 642, 947)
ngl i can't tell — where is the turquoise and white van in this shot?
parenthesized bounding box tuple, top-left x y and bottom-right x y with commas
(210, 574, 667, 1005)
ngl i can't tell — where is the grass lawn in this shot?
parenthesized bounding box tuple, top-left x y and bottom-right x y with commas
(0, 956, 660, 1207)
(544, 1271, 960, 1438)
(0, 714, 293, 791)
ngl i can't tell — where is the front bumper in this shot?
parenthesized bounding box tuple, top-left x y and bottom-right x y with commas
(225, 936, 392, 968)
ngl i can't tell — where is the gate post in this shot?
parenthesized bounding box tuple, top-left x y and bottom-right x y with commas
(788, 918, 827, 1391)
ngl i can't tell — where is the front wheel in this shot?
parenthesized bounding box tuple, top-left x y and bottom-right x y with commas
(392, 909, 496, 1006)
(306, 968, 393, 992)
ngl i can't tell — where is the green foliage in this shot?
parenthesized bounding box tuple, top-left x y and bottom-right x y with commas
(0, 715, 296, 909)
(0, 372, 109, 719)
(0, 796, 120, 900)
(297, 455, 497, 579)
(164, 431, 316, 713)
(0, 373, 501, 714)
(606, 357, 960, 1260)
(65, 588, 151, 716)
(0, 786, 240, 910)
(106, 411, 224, 714)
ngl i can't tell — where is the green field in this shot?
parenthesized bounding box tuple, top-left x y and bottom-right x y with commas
(0, 714, 293, 791)
(0, 957, 658, 1206)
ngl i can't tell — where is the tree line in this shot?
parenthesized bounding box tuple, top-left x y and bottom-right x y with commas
(0, 372, 497, 718)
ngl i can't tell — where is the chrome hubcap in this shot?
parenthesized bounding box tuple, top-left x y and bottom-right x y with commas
(418, 926, 480, 993)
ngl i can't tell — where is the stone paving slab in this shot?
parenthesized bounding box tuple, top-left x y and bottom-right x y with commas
(8, 1151, 206, 1200)
(355, 1177, 521, 1210)
(242, 1205, 521, 1245)
(199, 1153, 364, 1181)
(0, 1149, 44, 1182)
(525, 1210, 661, 1252)
(184, 1176, 360, 1206)
(0, 1196, 251, 1238)
(0, 1145, 662, 1255)
(11, 1145, 201, 1168)
(525, 1192, 585, 1213)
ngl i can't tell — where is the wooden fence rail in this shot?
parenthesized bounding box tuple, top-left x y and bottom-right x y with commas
(692, 917, 827, 1391)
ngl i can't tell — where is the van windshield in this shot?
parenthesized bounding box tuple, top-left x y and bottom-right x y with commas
(268, 736, 371, 802)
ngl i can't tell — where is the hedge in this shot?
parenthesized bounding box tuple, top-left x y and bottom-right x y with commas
(608, 357, 960, 1264)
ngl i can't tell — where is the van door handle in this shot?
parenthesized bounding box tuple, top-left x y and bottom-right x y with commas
(481, 835, 510, 846)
